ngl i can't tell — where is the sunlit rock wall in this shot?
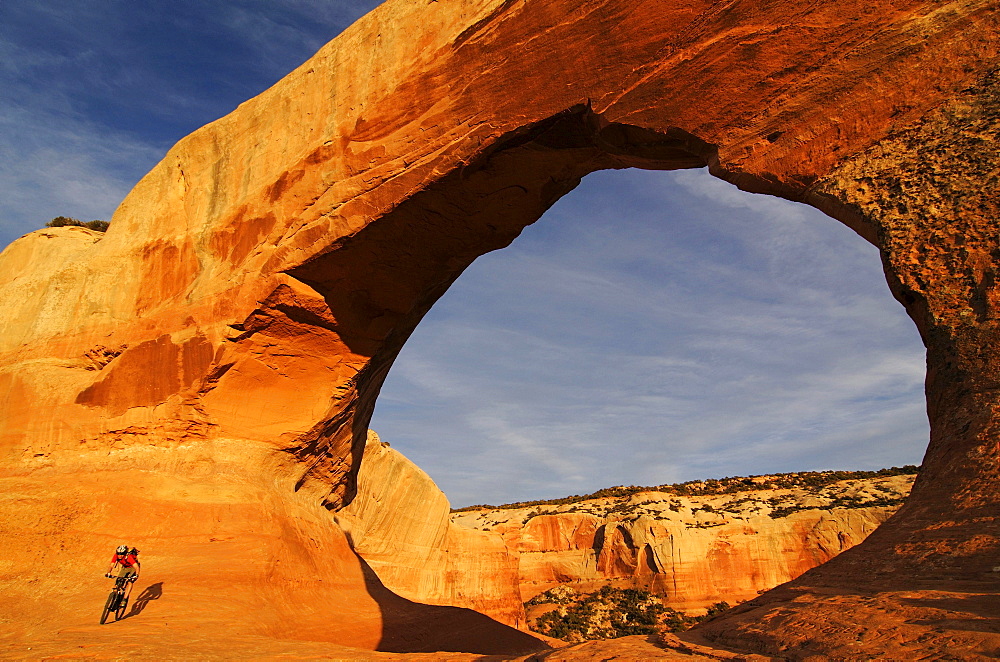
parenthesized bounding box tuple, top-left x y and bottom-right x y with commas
(337, 432, 525, 627)
(454, 476, 913, 611)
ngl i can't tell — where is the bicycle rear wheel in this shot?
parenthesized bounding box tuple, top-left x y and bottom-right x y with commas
(100, 590, 118, 624)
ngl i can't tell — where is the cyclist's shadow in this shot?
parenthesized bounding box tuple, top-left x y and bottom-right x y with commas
(124, 582, 163, 619)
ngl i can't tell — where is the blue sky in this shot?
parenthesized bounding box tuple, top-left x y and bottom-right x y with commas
(1, 1, 928, 507)
(0, 0, 382, 245)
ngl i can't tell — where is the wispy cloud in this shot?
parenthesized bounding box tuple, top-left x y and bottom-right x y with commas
(0, 98, 162, 245)
(220, 2, 378, 80)
(373, 168, 928, 507)
(0, 1, 382, 248)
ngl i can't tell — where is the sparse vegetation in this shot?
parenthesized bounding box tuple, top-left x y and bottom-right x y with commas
(45, 216, 109, 232)
(526, 585, 733, 642)
(766, 491, 907, 518)
(452, 466, 919, 512)
(526, 585, 577, 606)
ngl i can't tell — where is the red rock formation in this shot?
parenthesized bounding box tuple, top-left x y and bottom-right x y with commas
(1, 0, 999, 657)
(454, 476, 913, 612)
(337, 431, 525, 627)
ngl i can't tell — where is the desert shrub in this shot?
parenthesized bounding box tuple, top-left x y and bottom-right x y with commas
(46, 216, 81, 227)
(529, 586, 668, 641)
(452, 466, 919, 513)
(526, 586, 577, 606)
(703, 601, 731, 619)
(45, 216, 109, 232)
(767, 491, 907, 518)
(528, 587, 736, 642)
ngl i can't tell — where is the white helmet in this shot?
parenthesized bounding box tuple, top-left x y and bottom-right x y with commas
(116, 544, 128, 554)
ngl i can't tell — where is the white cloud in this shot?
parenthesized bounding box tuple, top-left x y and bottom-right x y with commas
(0, 1, 383, 247)
(0, 101, 162, 244)
(372, 168, 928, 507)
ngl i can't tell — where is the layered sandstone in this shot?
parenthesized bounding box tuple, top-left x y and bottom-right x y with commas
(1, 0, 999, 657)
(337, 431, 525, 627)
(454, 474, 914, 612)
(329, 436, 915, 636)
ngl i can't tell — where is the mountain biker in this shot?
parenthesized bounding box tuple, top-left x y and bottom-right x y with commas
(106, 545, 141, 583)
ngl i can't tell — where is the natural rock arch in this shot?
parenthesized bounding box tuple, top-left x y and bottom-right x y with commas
(1, 0, 998, 657)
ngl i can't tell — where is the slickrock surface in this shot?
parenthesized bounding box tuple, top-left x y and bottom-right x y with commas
(453, 475, 914, 612)
(0, 435, 548, 659)
(1, 0, 999, 657)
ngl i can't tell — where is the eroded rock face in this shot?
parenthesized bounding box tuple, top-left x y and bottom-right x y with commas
(1, 0, 999, 657)
(337, 431, 525, 627)
(453, 476, 913, 612)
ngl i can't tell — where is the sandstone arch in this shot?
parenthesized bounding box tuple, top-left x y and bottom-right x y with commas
(1, 0, 999, 657)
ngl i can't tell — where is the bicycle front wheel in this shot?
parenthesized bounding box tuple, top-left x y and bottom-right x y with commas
(100, 591, 118, 624)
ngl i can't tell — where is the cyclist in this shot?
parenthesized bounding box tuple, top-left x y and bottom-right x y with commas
(106, 544, 141, 583)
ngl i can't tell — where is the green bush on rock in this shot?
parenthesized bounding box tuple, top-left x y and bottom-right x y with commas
(45, 216, 109, 232)
(527, 585, 733, 642)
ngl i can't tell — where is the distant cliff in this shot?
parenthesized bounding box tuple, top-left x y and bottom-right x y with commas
(340, 434, 914, 618)
(452, 471, 915, 612)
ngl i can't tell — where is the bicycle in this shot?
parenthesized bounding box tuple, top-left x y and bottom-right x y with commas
(100, 575, 135, 624)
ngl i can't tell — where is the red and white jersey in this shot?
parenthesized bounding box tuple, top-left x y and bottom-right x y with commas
(110, 552, 138, 568)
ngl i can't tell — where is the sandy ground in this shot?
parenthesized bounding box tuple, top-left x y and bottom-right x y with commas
(0, 463, 552, 660)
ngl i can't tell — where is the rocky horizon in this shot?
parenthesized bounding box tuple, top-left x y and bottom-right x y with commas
(338, 432, 918, 628)
(453, 468, 915, 613)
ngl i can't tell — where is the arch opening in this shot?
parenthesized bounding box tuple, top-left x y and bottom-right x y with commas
(331, 159, 929, 639)
(368, 165, 928, 508)
(279, 108, 927, 511)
